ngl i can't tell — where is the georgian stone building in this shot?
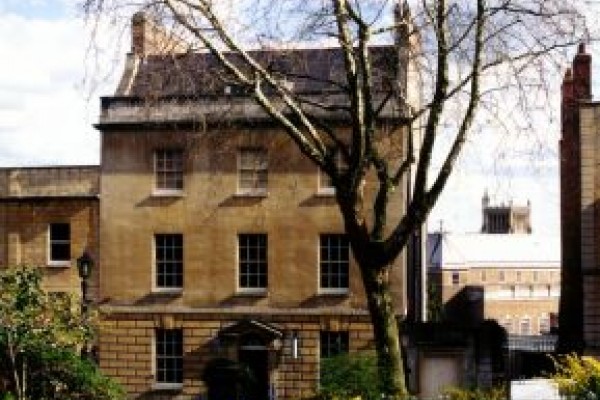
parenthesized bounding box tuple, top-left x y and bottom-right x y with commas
(91, 10, 418, 399)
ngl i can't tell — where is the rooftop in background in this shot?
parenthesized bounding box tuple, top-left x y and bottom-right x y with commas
(427, 232, 560, 269)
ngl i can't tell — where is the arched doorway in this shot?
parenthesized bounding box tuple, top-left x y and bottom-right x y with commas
(238, 333, 269, 400)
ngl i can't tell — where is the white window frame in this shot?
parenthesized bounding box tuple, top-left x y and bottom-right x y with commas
(317, 153, 346, 196)
(237, 233, 268, 294)
(48, 222, 70, 266)
(152, 328, 184, 390)
(520, 316, 532, 335)
(153, 148, 184, 196)
(501, 316, 513, 334)
(539, 314, 551, 334)
(153, 234, 184, 293)
(237, 147, 268, 196)
(318, 168, 336, 195)
(319, 234, 350, 294)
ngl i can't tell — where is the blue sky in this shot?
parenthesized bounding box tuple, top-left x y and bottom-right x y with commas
(0, 0, 581, 235)
(0, 0, 70, 19)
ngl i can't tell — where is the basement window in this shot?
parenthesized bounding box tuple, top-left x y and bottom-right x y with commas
(320, 331, 349, 359)
(154, 328, 183, 388)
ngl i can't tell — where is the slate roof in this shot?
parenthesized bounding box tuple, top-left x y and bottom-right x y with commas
(128, 46, 399, 98)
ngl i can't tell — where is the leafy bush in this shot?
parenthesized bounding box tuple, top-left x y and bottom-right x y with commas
(551, 354, 600, 400)
(441, 386, 507, 400)
(27, 346, 125, 400)
(0, 266, 124, 400)
(317, 351, 379, 400)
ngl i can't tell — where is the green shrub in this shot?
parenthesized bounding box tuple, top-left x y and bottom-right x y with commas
(0, 266, 124, 399)
(317, 351, 379, 400)
(29, 346, 125, 400)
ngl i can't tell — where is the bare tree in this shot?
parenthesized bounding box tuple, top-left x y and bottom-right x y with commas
(82, 0, 589, 397)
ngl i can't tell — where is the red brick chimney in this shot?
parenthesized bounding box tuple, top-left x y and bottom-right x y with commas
(558, 43, 591, 353)
(573, 43, 592, 100)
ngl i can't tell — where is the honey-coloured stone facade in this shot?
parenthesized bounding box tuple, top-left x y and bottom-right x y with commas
(97, 124, 406, 397)
(99, 312, 374, 399)
(0, 166, 99, 297)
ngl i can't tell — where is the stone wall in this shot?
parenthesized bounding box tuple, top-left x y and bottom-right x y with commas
(99, 312, 373, 399)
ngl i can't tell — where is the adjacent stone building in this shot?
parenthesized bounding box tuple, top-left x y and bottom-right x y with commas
(0, 166, 99, 296)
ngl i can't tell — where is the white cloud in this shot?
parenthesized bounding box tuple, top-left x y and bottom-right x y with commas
(0, 8, 121, 167)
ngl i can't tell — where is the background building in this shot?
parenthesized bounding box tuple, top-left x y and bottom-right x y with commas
(559, 43, 591, 354)
(428, 196, 560, 336)
(562, 45, 600, 356)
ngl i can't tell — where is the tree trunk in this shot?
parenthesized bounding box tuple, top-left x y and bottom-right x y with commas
(360, 261, 408, 399)
(6, 332, 25, 400)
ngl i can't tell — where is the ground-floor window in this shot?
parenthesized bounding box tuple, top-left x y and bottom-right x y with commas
(319, 331, 349, 359)
(155, 328, 183, 384)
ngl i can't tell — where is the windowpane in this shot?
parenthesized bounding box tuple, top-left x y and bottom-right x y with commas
(320, 331, 349, 359)
(539, 315, 550, 334)
(238, 234, 268, 289)
(155, 234, 183, 289)
(49, 223, 70, 262)
(319, 234, 349, 290)
(155, 149, 184, 191)
(520, 318, 531, 335)
(451, 272, 460, 286)
(238, 148, 268, 193)
(155, 329, 183, 384)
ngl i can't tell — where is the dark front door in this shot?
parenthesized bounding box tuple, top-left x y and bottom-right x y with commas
(238, 346, 269, 400)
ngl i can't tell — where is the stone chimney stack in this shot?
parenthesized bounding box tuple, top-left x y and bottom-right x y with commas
(115, 12, 189, 96)
(394, 1, 410, 102)
(131, 12, 187, 56)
